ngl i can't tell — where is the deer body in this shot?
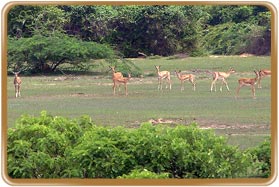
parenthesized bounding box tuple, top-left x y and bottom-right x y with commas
(210, 68, 235, 92)
(155, 65, 171, 90)
(175, 70, 196, 91)
(109, 66, 123, 93)
(258, 69, 271, 88)
(113, 74, 131, 96)
(236, 70, 260, 99)
(109, 66, 131, 96)
(13, 71, 22, 98)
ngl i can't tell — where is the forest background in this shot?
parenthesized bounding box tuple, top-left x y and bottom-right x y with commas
(7, 5, 271, 73)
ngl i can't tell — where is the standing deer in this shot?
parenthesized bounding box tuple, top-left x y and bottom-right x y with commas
(109, 66, 131, 95)
(155, 65, 171, 90)
(174, 70, 196, 91)
(258, 69, 271, 88)
(113, 73, 131, 96)
(109, 66, 123, 93)
(236, 70, 260, 99)
(210, 67, 236, 92)
(12, 71, 22, 98)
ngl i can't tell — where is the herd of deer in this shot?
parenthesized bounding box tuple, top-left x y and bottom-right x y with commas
(109, 65, 271, 98)
(12, 66, 271, 99)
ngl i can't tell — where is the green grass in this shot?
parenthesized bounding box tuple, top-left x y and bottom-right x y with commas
(6, 56, 272, 149)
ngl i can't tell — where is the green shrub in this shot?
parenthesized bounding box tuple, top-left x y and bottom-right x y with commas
(69, 126, 134, 178)
(246, 137, 271, 178)
(201, 22, 268, 55)
(118, 169, 169, 179)
(7, 111, 94, 178)
(7, 112, 269, 179)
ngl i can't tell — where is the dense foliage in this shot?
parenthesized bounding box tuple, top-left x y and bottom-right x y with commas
(247, 138, 272, 177)
(7, 5, 271, 73)
(8, 5, 271, 57)
(8, 111, 271, 179)
(8, 33, 116, 73)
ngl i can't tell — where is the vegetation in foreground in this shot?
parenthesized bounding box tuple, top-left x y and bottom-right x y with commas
(8, 111, 271, 179)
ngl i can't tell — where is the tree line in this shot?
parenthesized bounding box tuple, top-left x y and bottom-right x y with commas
(7, 5, 271, 73)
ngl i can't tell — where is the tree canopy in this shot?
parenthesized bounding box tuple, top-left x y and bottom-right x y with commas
(7, 4, 271, 73)
(8, 33, 116, 73)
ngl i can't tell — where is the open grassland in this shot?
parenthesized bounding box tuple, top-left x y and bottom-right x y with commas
(7, 56, 272, 149)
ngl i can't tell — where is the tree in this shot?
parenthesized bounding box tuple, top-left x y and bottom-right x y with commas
(8, 5, 42, 38)
(32, 6, 69, 36)
(8, 5, 271, 58)
(8, 5, 68, 37)
(8, 33, 116, 73)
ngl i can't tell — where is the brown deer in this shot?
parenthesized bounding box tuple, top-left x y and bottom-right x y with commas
(174, 70, 196, 91)
(155, 65, 171, 90)
(113, 73, 131, 96)
(109, 66, 123, 93)
(12, 71, 22, 98)
(210, 67, 236, 92)
(109, 66, 131, 96)
(236, 70, 260, 99)
(258, 69, 271, 88)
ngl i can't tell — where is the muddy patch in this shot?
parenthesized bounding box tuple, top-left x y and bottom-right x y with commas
(143, 118, 270, 135)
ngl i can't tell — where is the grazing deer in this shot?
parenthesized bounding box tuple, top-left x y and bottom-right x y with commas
(236, 70, 260, 99)
(258, 69, 271, 88)
(155, 65, 171, 90)
(210, 67, 236, 92)
(12, 71, 22, 98)
(174, 70, 196, 91)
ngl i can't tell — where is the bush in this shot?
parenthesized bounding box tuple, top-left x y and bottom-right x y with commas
(201, 22, 269, 55)
(7, 112, 270, 179)
(7, 111, 94, 178)
(8, 33, 116, 74)
(118, 169, 169, 179)
(246, 137, 271, 178)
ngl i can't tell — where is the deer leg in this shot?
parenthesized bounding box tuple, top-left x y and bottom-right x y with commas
(258, 77, 262, 88)
(220, 80, 224, 92)
(211, 80, 216, 92)
(158, 78, 161, 90)
(180, 81, 183, 91)
(251, 86, 256, 99)
(113, 82, 116, 95)
(125, 83, 128, 96)
(18, 85, 21, 97)
(190, 79, 196, 91)
(223, 79, 230, 91)
(236, 84, 244, 98)
(14, 85, 18, 98)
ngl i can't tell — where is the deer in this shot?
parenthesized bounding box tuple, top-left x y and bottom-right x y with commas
(109, 66, 131, 96)
(155, 65, 171, 90)
(257, 69, 271, 88)
(112, 73, 131, 96)
(210, 67, 236, 92)
(236, 70, 260, 99)
(174, 70, 196, 91)
(12, 71, 22, 98)
(109, 66, 124, 92)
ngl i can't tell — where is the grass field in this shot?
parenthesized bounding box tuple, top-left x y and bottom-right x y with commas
(7, 56, 272, 149)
